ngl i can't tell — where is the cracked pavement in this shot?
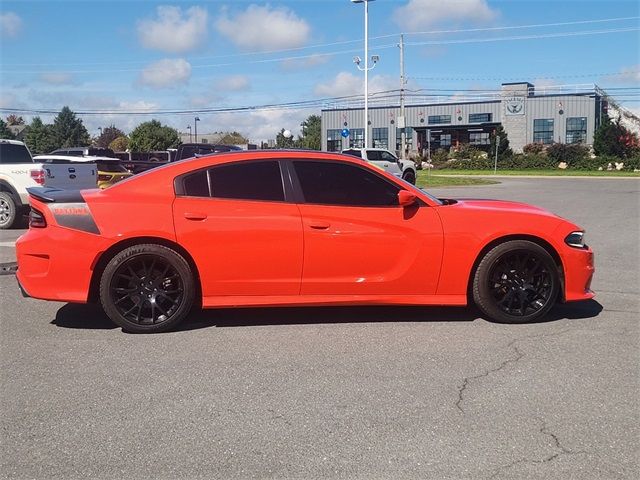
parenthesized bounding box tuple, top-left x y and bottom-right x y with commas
(1, 177, 638, 479)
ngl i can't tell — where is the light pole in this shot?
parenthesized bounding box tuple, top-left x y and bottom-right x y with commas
(194, 116, 200, 143)
(352, 0, 377, 149)
(187, 125, 192, 143)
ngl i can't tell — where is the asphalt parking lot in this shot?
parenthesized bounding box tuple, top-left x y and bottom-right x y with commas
(1, 177, 638, 480)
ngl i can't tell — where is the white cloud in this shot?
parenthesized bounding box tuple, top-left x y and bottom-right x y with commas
(605, 65, 640, 84)
(0, 11, 23, 37)
(393, 0, 498, 31)
(281, 54, 331, 71)
(216, 5, 310, 51)
(214, 75, 250, 92)
(40, 72, 74, 85)
(137, 6, 208, 53)
(138, 59, 192, 89)
(314, 72, 398, 97)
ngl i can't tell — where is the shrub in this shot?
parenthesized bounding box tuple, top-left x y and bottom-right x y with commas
(429, 148, 450, 167)
(523, 143, 545, 155)
(501, 153, 556, 169)
(451, 144, 485, 161)
(546, 143, 590, 167)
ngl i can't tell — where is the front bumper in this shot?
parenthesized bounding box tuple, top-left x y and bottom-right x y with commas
(562, 245, 595, 302)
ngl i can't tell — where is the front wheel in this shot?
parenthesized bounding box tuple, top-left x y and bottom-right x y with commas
(473, 240, 559, 323)
(99, 244, 195, 333)
(402, 170, 416, 185)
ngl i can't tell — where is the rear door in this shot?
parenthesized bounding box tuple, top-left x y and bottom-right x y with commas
(173, 159, 303, 297)
(291, 160, 443, 295)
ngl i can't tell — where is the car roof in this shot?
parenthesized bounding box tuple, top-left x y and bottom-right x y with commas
(0, 139, 26, 145)
(34, 155, 117, 162)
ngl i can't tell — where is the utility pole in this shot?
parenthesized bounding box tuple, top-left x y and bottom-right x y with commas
(399, 34, 406, 160)
(494, 134, 500, 174)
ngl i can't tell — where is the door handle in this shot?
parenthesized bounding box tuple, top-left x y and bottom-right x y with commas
(183, 212, 207, 221)
(309, 221, 330, 230)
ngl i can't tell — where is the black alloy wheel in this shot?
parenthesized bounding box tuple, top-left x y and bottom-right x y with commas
(402, 170, 416, 185)
(473, 240, 559, 323)
(100, 244, 195, 333)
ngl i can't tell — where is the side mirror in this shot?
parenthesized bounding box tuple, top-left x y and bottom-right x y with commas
(398, 190, 417, 207)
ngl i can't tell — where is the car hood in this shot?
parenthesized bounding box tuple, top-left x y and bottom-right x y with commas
(439, 198, 561, 219)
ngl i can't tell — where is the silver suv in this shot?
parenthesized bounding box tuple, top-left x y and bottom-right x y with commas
(341, 148, 417, 184)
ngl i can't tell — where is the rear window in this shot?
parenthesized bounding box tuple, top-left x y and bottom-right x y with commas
(0, 143, 32, 164)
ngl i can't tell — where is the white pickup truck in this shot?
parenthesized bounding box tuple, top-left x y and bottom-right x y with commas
(341, 148, 417, 184)
(0, 139, 98, 229)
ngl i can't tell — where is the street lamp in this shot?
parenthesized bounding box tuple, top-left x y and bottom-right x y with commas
(187, 125, 192, 143)
(194, 116, 200, 143)
(351, 0, 377, 149)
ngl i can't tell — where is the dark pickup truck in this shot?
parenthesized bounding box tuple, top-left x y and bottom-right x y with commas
(116, 143, 243, 174)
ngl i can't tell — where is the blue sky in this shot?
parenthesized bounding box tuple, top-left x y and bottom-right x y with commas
(1, 0, 638, 141)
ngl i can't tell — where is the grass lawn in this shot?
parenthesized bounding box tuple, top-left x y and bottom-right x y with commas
(430, 169, 640, 177)
(416, 172, 499, 188)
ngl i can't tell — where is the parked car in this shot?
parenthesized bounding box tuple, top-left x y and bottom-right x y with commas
(50, 146, 116, 158)
(35, 155, 132, 189)
(116, 144, 243, 174)
(16, 150, 594, 333)
(342, 148, 417, 184)
(1, 140, 97, 229)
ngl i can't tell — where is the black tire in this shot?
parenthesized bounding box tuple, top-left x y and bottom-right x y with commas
(473, 240, 559, 324)
(99, 244, 195, 333)
(402, 170, 416, 185)
(0, 192, 18, 230)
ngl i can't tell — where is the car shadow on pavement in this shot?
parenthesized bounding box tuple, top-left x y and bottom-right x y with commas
(50, 299, 603, 332)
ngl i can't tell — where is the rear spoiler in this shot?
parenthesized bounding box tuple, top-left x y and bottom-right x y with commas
(26, 187, 85, 203)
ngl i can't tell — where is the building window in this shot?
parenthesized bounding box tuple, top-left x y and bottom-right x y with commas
(469, 132, 491, 145)
(326, 129, 343, 152)
(349, 128, 365, 148)
(566, 117, 587, 144)
(395, 128, 413, 151)
(428, 115, 451, 125)
(533, 119, 554, 144)
(469, 113, 492, 123)
(439, 134, 452, 147)
(372, 128, 388, 149)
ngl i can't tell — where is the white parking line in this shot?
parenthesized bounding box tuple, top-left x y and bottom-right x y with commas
(0, 241, 17, 247)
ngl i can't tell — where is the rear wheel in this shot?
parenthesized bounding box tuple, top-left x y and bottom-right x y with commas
(402, 170, 416, 185)
(99, 244, 195, 333)
(0, 192, 17, 230)
(473, 240, 559, 323)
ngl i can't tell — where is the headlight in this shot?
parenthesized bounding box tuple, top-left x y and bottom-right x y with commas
(565, 231, 586, 248)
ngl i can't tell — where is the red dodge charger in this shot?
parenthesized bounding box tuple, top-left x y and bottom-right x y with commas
(16, 150, 594, 333)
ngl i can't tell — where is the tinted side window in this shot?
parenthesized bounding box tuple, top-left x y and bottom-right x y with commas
(381, 151, 397, 162)
(367, 150, 382, 161)
(182, 170, 209, 197)
(210, 161, 284, 202)
(0, 143, 32, 164)
(293, 161, 400, 207)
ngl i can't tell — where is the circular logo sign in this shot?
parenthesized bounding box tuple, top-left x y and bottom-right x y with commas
(341, 128, 350, 138)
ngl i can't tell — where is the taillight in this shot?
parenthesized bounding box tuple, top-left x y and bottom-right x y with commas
(29, 208, 47, 228)
(98, 174, 112, 181)
(30, 169, 45, 185)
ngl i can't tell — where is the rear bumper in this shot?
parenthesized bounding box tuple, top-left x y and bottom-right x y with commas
(16, 274, 30, 298)
(16, 226, 108, 303)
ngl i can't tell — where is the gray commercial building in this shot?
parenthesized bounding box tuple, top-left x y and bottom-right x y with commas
(321, 82, 611, 155)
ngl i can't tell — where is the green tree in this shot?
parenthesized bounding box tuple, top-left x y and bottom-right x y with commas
(490, 125, 512, 158)
(109, 136, 129, 152)
(128, 120, 181, 151)
(0, 119, 16, 139)
(24, 117, 57, 154)
(298, 114, 321, 150)
(593, 115, 638, 158)
(51, 106, 90, 148)
(96, 125, 126, 148)
(218, 131, 249, 144)
(275, 128, 295, 148)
